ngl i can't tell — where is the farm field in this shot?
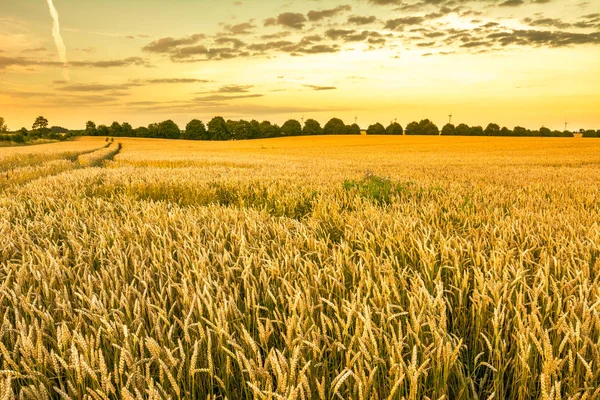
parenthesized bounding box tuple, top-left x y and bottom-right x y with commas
(1, 135, 599, 399)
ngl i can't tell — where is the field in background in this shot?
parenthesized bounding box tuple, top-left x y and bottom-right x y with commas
(1, 136, 599, 399)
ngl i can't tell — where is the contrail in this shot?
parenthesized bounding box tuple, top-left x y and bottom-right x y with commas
(46, 0, 69, 81)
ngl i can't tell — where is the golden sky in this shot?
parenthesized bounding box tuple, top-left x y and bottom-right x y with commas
(1, 0, 599, 131)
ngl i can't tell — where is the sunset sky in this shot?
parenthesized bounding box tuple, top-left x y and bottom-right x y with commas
(1, 0, 599, 131)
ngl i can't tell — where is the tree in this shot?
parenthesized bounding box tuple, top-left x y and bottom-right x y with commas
(441, 123, 455, 136)
(85, 121, 98, 136)
(258, 121, 280, 138)
(582, 130, 598, 138)
(158, 120, 181, 139)
(405, 121, 420, 135)
(135, 126, 149, 138)
(32, 116, 49, 131)
(303, 119, 323, 136)
(281, 119, 302, 137)
(18, 127, 28, 137)
(500, 127, 512, 136)
(345, 123, 361, 135)
(367, 123, 386, 135)
(470, 126, 484, 136)
(147, 123, 159, 138)
(386, 122, 403, 135)
(122, 122, 134, 137)
(207, 117, 230, 140)
(455, 123, 471, 136)
(0, 117, 7, 133)
(248, 120, 261, 139)
(419, 119, 439, 135)
(184, 119, 206, 140)
(323, 118, 345, 135)
(109, 121, 122, 137)
(51, 126, 69, 134)
(513, 126, 528, 136)
(485, 123, 500, 136)
(229, 120, 252, 140)
(97, 124, 109, 136)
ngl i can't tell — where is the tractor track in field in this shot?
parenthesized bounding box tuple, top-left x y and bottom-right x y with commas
(0, 142, 122, 192)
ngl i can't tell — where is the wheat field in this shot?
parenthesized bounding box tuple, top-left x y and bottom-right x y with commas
(1, 135, 599, 400)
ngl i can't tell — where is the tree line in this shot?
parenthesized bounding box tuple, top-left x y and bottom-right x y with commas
(0, 116, 74, 144)
(83, 117, 362, 140)
(2, 115, 600, 144)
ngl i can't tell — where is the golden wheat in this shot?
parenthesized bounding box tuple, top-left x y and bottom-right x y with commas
(0, 135, 599, 399)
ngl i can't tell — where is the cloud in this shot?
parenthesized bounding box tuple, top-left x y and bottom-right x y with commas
(223, 22, 256, 35)
(307, 5, 352, 21)
(384, 17, 426, 30)
(218, 84, 254, 93)
(192, 94, 264, 102)
(304, 84, 337, 90)
(273, 13, 307, 29)
(0, 55, 150, 70)
(142, 34, 205, 53)
(348, 15, 378, 25)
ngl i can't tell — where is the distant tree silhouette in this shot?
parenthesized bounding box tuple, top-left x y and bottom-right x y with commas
(184, 119, 206, 140)
(208, 117, 230, 140)
(455, 123, 470, 136)
(0, 117, 7, 133)
(32, 116, 49, 131)
(282, 119, 302, 136)
(323, 118, 345, 135)
(158, 120, 181, 139)
(484, 123, 500, 136)
(97, 124, 110, 137)
(386, 122, 403, 135)
(513, 126, 528, 136)
(258, 121, 280, 138)
(303, 119, 323, 136)
(470, 126, 484, 136)
(135, 126, 149, 138)
(121, 122, 134, 137)
(441, 123, 455, 136)
(367, 123, 385, 135)
(109, 121, 122, 137)
(85, 121, 98, 136)
(405, 121, 420, 135)
(345, 123, 361, 135)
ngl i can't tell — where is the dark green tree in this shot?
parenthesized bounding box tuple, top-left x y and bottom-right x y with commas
(97, 124, 110, 136)
(513, 126, 528, 136)
(484, 123, 500, 136)
(345, 123, 361, 135)
(500, 127, 512, 136)
(441, 123, 455, 136)
(367, 123, 386, 135)
(208, 117, 230, 140)
(302, 119, 323, 136)
(121, 122, 134, 137)
(405, 121, 420, 135)
(109, 121, 122, 137)
(184, 119, 206, 140)
(158, 120, 181, 139)
(282, 119, 302, 136)
(455, 123, 471, 136)
(135, 126, 149, 138)
(85, 121, 98, 136)
(323, 118, 345, 135)
(418, 119, 439, 135)
(386, 122, 403, 135)
(147, 123, 160, 138)
(470, 126, 484, 136)
(32, 116, 49, 130)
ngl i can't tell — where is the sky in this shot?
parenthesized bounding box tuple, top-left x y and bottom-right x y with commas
(0, 0, 599, 131)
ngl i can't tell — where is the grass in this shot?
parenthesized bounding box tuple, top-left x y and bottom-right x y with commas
(0, 135, 599, 399)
